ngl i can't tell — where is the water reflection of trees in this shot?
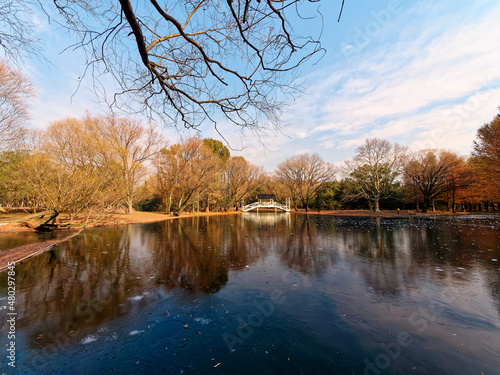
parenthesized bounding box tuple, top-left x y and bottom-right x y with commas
(3, 226, 161, 348)
(2, 213, 498, 351)
(152, 213, 338, 288)
(3, 215, 274, 344)
(150, 215, 271, 293)
(279, 215, 337, 275)
(336, 218, 410, 296)
(335, 216, 500, 299)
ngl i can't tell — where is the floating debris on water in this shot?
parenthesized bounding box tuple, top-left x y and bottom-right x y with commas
(129, 330, 144, 336)
(129, 295, 144, 301)
(81, 335, 97, 345)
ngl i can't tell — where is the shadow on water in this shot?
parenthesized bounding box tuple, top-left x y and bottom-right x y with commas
(0, 213, 499, 374)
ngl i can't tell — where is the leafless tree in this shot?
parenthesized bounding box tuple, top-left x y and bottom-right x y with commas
(93, 115, 165, 214)
(21, 117, 123, 223)
(48, 0, 325, 132)
(344, 138, 407, 212)
(0, 1, 42, 61)
(275, 153, 335, 212)
(156, 137, 221, 213)
(0, 59, 34, 150)
(224, 156, 264, 209)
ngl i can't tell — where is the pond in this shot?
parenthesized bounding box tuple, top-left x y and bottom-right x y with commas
(0, 213, 499, 374)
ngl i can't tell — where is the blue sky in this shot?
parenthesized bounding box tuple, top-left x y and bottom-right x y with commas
(21, 0, 500, 171)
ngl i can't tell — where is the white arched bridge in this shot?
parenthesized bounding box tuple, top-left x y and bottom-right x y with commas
(242, 196, 291, 212)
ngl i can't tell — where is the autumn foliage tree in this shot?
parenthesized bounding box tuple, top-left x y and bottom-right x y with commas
(156, 137, 221, 214)
(93, 115, 163, 214)
(275, 153, 336, 212)
(404, 150, 461, 213)
(0, 150, 33, 210)
(223, 156, 264, 210)
(471, 112, 500, 203)
(21, 117, 122, 224)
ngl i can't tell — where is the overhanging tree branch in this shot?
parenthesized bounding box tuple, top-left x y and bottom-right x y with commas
(43, 0, 327, 132)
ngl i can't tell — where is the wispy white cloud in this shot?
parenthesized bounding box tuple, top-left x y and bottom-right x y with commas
(278, 0, 500, 165)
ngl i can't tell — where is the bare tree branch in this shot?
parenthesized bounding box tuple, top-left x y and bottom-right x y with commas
(48, 0, 325, 133)
(0, 59, 34, 150)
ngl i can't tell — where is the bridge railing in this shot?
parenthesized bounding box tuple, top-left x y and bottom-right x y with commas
(241, 199, 290, 212)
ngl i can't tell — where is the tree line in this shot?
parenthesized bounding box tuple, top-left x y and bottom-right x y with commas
(1, 111, 499, 218)
(1, 61, 499, 218)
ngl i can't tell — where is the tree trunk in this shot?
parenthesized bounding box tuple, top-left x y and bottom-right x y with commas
(414, 187, 419, 212)
(168, 190, 173, 214)
(35, 210, 60, 231)
(374, 198, 380, 212)
(422, 198, 429, 213)
(452, 186, 456, 213)
(126, 197, 134, 214)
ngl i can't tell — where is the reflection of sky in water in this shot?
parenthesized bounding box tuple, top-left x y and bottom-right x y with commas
(0, 214, 499, 374)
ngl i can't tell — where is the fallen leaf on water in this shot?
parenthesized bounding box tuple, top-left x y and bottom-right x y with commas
(214, 363, 221, 368)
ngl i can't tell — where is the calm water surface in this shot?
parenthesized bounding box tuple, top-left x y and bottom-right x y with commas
(1, 213, 499, 374)
(0, 230, 69, 251)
